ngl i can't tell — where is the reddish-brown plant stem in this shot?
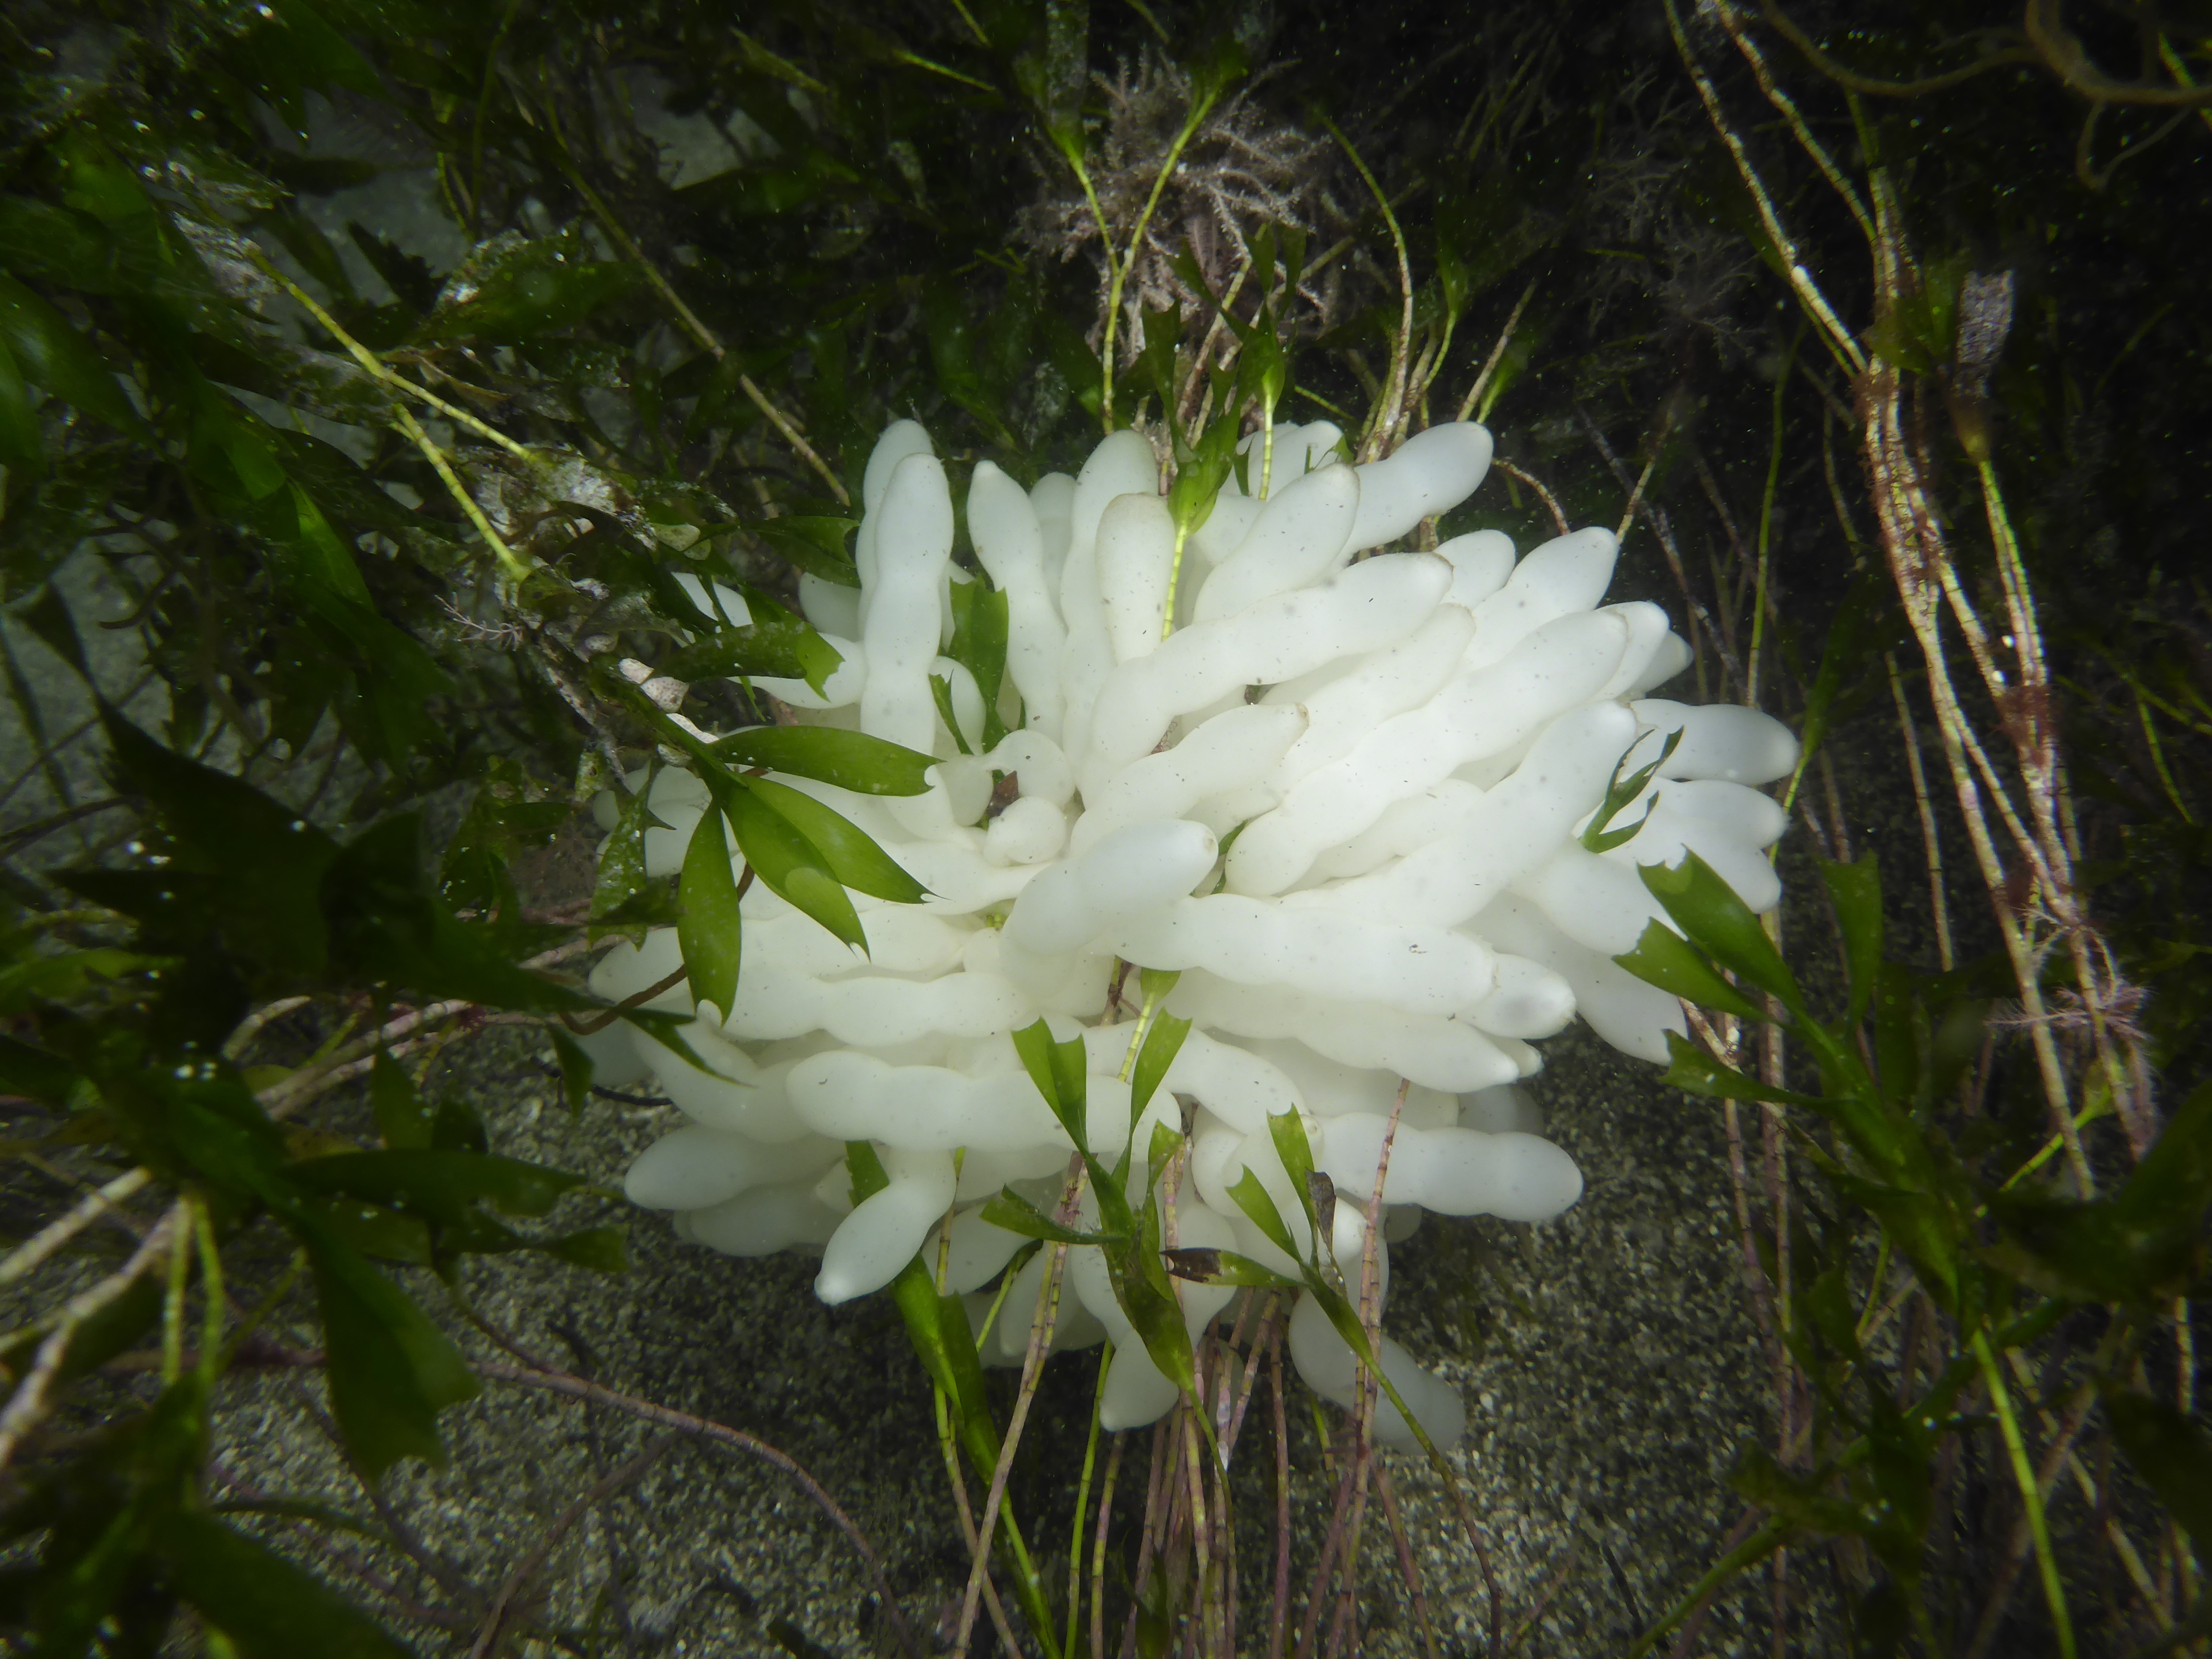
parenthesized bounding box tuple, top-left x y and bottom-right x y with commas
(1374, 1460, 1442, 1659)
(956, 1227, 1074, 1653)
(1121, 1417, 1175, 1659)
(1092, 1430, 1127, 1659)
(1268, 1324, 1294, 1659)
(467, 1433, 679, 1659)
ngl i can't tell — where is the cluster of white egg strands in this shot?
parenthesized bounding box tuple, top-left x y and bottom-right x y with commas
(582, 416, 1798, 1444)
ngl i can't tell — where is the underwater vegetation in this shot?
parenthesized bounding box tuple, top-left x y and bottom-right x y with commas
(0, 0, 2209, 1654)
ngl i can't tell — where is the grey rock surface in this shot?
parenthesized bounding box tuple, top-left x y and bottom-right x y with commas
(201, 994, 1814, 1659)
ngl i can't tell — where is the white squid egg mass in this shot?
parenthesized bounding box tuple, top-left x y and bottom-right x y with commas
(585, 417, 1796, 1447)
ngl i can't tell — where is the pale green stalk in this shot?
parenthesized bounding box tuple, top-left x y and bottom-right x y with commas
(1065, 1346, 1111, 1659)
(192, 1194, 224, 1383)
(1319, 115, 1414, 462)
(1747, 333, 1797, 707)
(1159, 522, 1192, 641)
(1974, 1327, 2076, 1659)
(249, 251, 542, 469)
(391, 403, 534, 584)
(1099, 83, 1229, 429)
(160, 1203, 192, 1385)
(1454, 279, 1538, 426)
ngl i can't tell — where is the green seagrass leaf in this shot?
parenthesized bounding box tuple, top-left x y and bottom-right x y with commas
(0, 274, 142, 434)
(712, 726, 933, 796)
(749, 515, 859, 587)
(1728, 1444, 1868, 1537)
(980, 1187, 1102, 1246)
(845, 1140, 889, 1204)
(416, 246, 636, 344)
(721, 780, 865, 951)
(1614, 919, 1764, 1024)
(1129, 1012, 1190, 1126)
(0, 1032, 77, 1104)
(928, 673, 974, 756)
(1658, 1030, 1823, 1107)
(159, 1510, 416, 1659)
(1109, 1233, 1196, 1401)
(1640, 853, 1803, 1014)
(288, 1149, 589, 1220)
(1144, 1121, 1182, 1174)
(309, 1196, 433, 1266)
(548, 1026, 594, 1117)
(589, 772, 667, 947)
(947, 575, 1010, 748)
(320, 815, 600, 1014)
(1010, 1018, 1087, 1152)
(882, 1244, 1002, 1484)
(660, 587, 843, 695)
(538, 1224, 627, 1274)
(676, 806, 742, 1022)
(2105, 1388, 2212, 1563)
(0, 198, 121, 292)
(1226, 1167, 1297, 1261)
(1268, 1110, 1320, 1236)
(299, 1225, 478, 1478)
(740, 775, 925, 904)
(2115, 1074, 2212, 1241)
(368, 1051, 433, 1150)
(1160, 1247, 1299, 1289)
(1819, 855, 1884, 1029)
(82, 706, 338, 979)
